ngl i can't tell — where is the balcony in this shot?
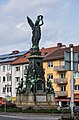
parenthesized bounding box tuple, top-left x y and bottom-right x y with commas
(6, 73, 11, 76)
(24, 69, 27, 75)
(54, 78, 68, 84)
(54, 65, 66, 71)
(55, 91, 68, 97)
(6, 81, 11, 85)
(15, 71, 21, 77)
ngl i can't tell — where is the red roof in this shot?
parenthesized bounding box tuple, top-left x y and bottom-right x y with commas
(11, 52, 30, 65)
(11, 46, 59, 65)
(0, 43, 66, 65)
(43, 45, 79, 61)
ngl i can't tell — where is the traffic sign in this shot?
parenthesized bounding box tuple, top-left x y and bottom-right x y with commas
(64, 51, 78, 71)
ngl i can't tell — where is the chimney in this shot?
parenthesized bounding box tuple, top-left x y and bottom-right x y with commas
(57, 43, 62, 47)
(69, 44, 73, 48)
(41, 47, 45, 49)
(11, 50, 19, 54)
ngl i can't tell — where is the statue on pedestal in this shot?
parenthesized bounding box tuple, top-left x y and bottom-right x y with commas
(27, 15, 44, 49)
(16, 15, 56, 108)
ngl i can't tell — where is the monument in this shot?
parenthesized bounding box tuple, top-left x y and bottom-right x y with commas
(16, 15, 56, 109)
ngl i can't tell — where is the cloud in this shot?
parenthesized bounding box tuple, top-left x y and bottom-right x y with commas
(0, 0, 78, 54)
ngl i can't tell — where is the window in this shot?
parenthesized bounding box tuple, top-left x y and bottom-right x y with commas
(7, 87, 9, 93)
(3, 77, 5, 82)
(74, 72, 79, 78)
(10, 87, 11, 92)
(3, 87, 5, 93)
(24, 65, 28, 70)
(60, 61, 64, 66)
(47, 74, 53, 80)
(15, 66, 20, 71)
(7, 65, 11, 71)
(7, 87, 11, 93)
(3, 65, 5, 72)
(0, 77, 1, 82)
(47, 62, 53, 68)
(74, 85, 79, 91)
(15, 77, 20, 82)
(60, 73, 66, 78)
(60, 85, 66, 91)
(7, 76, 11, 81)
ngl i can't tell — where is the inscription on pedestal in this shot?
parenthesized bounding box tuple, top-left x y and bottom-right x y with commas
(36, 95, 46, 102)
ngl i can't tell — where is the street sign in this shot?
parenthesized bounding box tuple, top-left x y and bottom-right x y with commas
(73, 52, 78, 62)
(65, 61, 71, 71)
(73, 79, 76, 84)
(64, 51, 78, 71)
(64, 51, 71, 61)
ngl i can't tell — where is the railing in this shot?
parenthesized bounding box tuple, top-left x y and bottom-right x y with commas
(55, 91, 68, 97)
(6, 81, 11, 85)
(54, 78, 68, 84)
(15, 71, 21, 77)
(54, 65, 66, 71)
(24, 69, 27, 75)
(6, 73, 11, 76)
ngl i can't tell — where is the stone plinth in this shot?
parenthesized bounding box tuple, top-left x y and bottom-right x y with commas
(16, 93, 35, 107)
(16, 93, 57, 108)
(46, 94, 56, 105)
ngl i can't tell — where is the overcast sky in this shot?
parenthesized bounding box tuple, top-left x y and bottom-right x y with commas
(0, 0, 79, 54)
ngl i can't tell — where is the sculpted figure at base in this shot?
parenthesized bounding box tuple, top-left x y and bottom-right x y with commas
(27, 15, 44, 48)
(17, 78, 25, 94)
(46, 78, 54, 94)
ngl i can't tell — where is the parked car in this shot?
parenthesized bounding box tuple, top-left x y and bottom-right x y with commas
(61, 105, 70, 110)
(0, 98, 6, 106)
(74, 106, 79, 115)
(0, 100, 16, 108)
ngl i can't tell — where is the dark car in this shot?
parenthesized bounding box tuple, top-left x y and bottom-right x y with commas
(61, 105, 70, 110)
(74, 106, 79, 115)
(0, 101, 16, 108)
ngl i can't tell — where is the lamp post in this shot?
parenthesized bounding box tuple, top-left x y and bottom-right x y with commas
(70, 46, 74, 117)
(65, 44, 78, 118)
(4, 85, 7, 113)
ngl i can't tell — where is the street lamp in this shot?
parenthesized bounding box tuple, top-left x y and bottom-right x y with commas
(4, 85, 7, 113)
(65, 44, 78, 118)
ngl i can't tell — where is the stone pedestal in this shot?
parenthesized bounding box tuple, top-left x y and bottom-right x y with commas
(46, 94, 56, 105)
(16, 92, 57, 109)
(26, 93, 36, 105)
(16, 93, 35, 106)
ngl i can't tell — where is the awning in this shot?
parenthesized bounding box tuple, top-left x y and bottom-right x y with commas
(56, 99, 70, 102)
(74, 93, 79, 98)
(56, 99, 79, 102)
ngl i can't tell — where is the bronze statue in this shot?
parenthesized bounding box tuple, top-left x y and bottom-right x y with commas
(27, 15, 44, 48)
(46, 78, 54, 94)
(17, 78, 24, 94)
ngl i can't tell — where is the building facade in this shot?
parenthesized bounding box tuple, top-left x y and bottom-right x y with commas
(0, 45, 59, 102)
(0, 50, 29, 101)
(43, 44, 79, 107)
(1, 43, 79, 107)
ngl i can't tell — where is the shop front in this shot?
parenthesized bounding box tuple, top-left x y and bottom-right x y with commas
(56, 97, 79, 107)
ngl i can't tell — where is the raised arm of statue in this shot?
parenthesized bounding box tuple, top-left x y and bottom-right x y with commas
(39, 20, 44, 26)
(38, 15, 44, 26)
(35, 15, 44, 26)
